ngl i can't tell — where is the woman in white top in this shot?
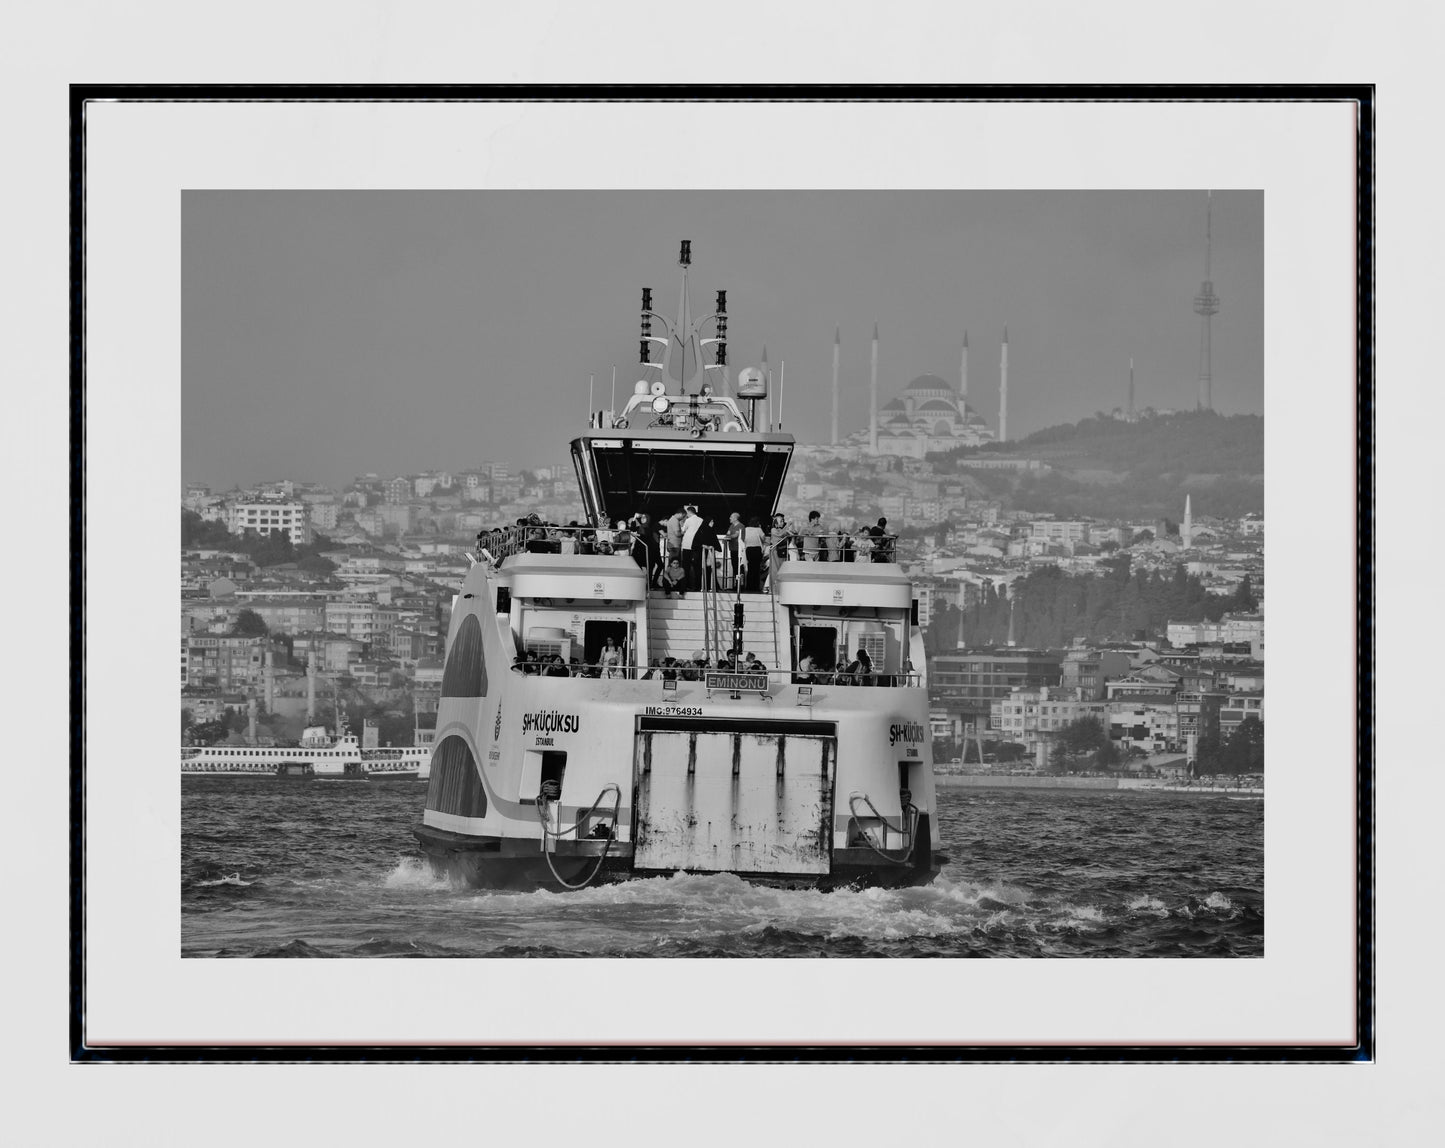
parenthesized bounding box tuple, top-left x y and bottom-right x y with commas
(600, 637, 624, 679)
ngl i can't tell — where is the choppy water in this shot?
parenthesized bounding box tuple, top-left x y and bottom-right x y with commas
(181, 779, 1262, 958)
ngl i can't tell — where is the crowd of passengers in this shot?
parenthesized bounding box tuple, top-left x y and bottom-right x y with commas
(510, 643, 909, 686)
(480, 508, 897, 595)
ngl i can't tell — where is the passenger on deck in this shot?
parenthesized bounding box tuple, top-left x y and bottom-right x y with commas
(544, 654, 571, 678)
(796, 652, 816, 684)
(848, 648, 874, 685)
(800, 510, 825, 561)
(872, 518, 895, 562)
(741, 517, 766, 593)
(724, 512, 743, 588)
(613, 519, 634, 564)
(660, 557, 687, 597)
(681, 504, 704, 590)
(666, 508, 685, 564)
(600, 637, 624, 679)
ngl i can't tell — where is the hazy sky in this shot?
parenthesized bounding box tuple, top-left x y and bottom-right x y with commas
(182, 189, 1262, 491)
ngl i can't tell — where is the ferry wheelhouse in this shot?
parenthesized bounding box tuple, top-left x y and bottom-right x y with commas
(414, 243, 940, 890)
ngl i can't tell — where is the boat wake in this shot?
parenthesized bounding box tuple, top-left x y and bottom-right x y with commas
(341, 866, 1263, 957)
(195, 873, 253, 888)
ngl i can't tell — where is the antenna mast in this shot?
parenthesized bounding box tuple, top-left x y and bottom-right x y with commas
(1193, 191, 1220, 412)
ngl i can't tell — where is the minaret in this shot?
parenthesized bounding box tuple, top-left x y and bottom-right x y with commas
(1183, 495, 1193, 549)
(248, 694, 258, 744)
(998, 326, 1009, 443)
(960, 330, 969, 411)
(264, 649, 275, 712)
(869, 322, 879, 455)
(1128, 357, 1135, 421)
(1194, 191, 1220, 412)
(831, 326, 840, 446)
(306, 651, 317, 722)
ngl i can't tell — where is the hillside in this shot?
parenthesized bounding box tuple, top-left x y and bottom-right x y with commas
(932, 411, 1263, 521)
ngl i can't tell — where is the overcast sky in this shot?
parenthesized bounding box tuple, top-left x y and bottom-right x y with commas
(182, 189, 1262, 491)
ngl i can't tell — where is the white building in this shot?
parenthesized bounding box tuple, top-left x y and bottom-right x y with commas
(225, 499, 311, 545)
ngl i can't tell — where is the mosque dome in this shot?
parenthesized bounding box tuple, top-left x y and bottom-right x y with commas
(881, 397, 906, 412)
(904, 374, 953, 393)
(916, 398, 956, 412)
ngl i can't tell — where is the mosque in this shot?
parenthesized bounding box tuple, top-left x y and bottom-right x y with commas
(868, 373, 998, 457)
(826, 327, 1008, 458)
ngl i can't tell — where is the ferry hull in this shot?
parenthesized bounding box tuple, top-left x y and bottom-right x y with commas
(414, 820, 940, 892)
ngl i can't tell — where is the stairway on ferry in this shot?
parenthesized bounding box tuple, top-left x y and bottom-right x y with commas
(645, 589, 780, 671)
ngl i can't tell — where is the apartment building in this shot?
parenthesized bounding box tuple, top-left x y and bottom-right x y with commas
(225, 499, 310, 545)
(183, 634, 267, 690)
(991, 686, 1107, 754)
(929, 648, 1063, 737)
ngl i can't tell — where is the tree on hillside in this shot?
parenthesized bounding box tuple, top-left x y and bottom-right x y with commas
(247, 529, 296, 567)
(1221, 716, 1264, 774)
(188, 718, 229, 746)
(182, 509, 232, 549)
(230, 609, 269, 637)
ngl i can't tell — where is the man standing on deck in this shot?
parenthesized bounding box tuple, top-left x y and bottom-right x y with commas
(801, 509, 825, 561)
(666, 507, 685, 566)
(681, 504, 704, 591)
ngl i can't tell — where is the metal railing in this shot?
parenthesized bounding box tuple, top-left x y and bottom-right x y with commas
(508, 656, 923, 687)
(477, 521, 902, 567)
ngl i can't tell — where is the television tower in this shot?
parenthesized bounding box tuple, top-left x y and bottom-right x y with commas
(869, 322, 879, 454)
(1193, 191, 1220, 411)
(998, 326, 1009, 443)
(831, 326, 840, 445)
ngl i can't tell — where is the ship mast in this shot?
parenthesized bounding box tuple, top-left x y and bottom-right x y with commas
(639, 240, 729, 397)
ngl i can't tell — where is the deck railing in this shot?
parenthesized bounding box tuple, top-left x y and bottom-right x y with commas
(508, 658, 922, 687)
(477, 521, 901, 570)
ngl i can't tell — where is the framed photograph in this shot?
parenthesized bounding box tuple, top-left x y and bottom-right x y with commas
(75, 89, 1367, 1068)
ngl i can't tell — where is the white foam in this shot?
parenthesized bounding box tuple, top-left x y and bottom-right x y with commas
(380, 856, 456, 892)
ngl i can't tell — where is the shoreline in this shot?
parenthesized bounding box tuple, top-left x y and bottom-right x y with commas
(932, 771, 1263, 796)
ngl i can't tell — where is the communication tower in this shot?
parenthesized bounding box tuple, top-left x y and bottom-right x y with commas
(1193, 191, 1220, 411)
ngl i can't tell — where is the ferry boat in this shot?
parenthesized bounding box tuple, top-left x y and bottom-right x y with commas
(414, 243, 941, 891)
(181, 720, 433, 780)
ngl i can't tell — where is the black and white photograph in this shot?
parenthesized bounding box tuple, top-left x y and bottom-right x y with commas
(31, 34, 1421, 1133)
(70, 92, 1366, 1055)
(178, 188, 1266, 960)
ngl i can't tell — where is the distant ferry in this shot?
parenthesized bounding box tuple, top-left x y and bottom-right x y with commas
(181, 722, 433, 779)
(413, 242, 941, 891)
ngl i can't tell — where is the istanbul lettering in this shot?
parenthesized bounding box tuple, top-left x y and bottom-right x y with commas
(888, 721, 926, 746)
(521, 710, 582, 735)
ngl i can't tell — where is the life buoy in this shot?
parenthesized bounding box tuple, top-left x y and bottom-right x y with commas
(721, 419, 743, 433)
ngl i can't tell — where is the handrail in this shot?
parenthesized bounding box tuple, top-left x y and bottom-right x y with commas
(508, 657, 925, 686)
(535, 782, 622, 891)
(476, 522, 902, 567)
(846, 791, 917, 865)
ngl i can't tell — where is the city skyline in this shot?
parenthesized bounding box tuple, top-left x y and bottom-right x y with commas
(183, 189, 1263, 492)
